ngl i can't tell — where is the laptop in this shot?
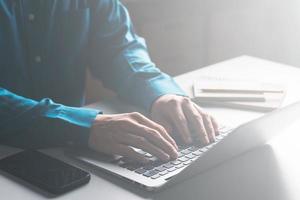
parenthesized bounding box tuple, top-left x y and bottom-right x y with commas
(67, 101, 300, 191)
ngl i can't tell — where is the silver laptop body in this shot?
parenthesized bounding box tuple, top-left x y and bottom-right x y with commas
(68, 101, 300, 191)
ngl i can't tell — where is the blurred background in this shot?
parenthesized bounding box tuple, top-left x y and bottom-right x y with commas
(86, 0, 300, 102)
(124, 0, 300, 75)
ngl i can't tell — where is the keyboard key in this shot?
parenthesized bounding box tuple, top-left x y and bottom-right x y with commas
(118, 162, 127, 168)
(178, 156, 189, 162)
(152, 160, 164, 167)
(178, 152, 185, 158)
(167, 167, 177, 172)
(183, 160, 192, 165)
(155, 166, 166, 172)
(181, 149, 192, 155)
(175, 163, 185, 169)
(185, 154, 196, 159)
(200, 147, 209, 152)
(143, 165, 155, 170)
(163, 163, 174, 169)
(127, 166, 139, 171)
(143, 170, 159, 177)
(219, 128, 232, 135)
(159, 170, 169, 176)
(216, 135, 224, 140)
(178, 145, 187, 150)
(171, 160, 181, 165)
(192, 150, 203, 156)
(126, 163, 142, 171)
(135, 168, 147, 174)
(188, 146, 199, 152)
(148, 157, 159, 164)
(191, 157, 198, 162)
(151, 174, 160, 179)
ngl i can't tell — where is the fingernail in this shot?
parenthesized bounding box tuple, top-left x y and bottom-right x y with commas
(164, 154, 170, 161)
(210, 135, 216, 142)
(205, 136, 210, 144)
(172, 151, 178, 159)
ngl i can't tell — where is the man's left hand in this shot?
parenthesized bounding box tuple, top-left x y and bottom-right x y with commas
(150, 94, 219, 145)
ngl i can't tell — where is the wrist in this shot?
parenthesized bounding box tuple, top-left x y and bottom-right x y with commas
(91, 114, 114, 127)
(89, 114, 114, 149)
(150, 94, 179, 115)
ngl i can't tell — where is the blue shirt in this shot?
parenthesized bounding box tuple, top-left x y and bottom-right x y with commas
(0, 0, 185, 148)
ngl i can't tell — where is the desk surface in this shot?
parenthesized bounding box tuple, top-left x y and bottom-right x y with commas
(1, 56, 300, 200)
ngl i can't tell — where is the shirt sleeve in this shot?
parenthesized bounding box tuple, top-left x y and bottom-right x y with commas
(87, 0, 186, 112)
(0, 88, 100, 148)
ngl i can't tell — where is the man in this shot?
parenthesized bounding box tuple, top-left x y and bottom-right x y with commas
(0, 0, 218, 163)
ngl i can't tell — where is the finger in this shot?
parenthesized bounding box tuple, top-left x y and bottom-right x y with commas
(114, 144, 149, 163)
(133, 113, 178, 150)
(202, 114, 216, 142)
(168, 101, 192, 144)
(193, 104, 219, 135)
(193, 104, 216, 142)
(155, 118, 173, 134)
(151, 117, 180, 147)
(136, 124, 178, 159)
(182, 100, 210, 145)
(210, 116, 220, 135)
(116, 133, 170, 161)
(122, 120, 178, 159)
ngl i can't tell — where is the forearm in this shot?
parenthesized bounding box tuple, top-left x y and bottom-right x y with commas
(88, 0, 186, 111)
(118, 71, 187, 112)
(0, 88, 100, 148)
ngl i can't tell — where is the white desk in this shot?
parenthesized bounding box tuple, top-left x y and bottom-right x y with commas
(1, 56, 300, 200)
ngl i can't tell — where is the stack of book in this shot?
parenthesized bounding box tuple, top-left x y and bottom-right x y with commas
(192, 77, 286, 112)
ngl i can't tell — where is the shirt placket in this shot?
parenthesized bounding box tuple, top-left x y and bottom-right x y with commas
(23, 1, 45, 98)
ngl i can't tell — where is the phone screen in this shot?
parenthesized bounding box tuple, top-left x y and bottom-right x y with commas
(0, 150, 90, 195)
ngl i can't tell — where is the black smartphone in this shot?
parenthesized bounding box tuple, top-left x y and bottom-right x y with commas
(0, 150, 90, 195)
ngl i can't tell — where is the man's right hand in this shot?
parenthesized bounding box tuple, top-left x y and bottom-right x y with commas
(88, 112, 178, 163)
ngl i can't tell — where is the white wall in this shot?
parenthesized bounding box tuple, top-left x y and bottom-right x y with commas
(124, 0, 300, 75)
(124, 0, 207, 75)
(205, 0, 300, 67)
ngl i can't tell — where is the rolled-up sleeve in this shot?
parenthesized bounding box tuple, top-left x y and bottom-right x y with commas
(88, 0, 186, 112)
(0, 88, 100, 148)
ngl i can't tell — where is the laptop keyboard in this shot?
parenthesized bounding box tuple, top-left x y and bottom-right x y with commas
(114, 126, 233, 180)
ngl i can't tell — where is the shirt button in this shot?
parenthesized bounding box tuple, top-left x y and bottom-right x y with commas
(34, 56, 42, 63)
(28, 13, 35, 21)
